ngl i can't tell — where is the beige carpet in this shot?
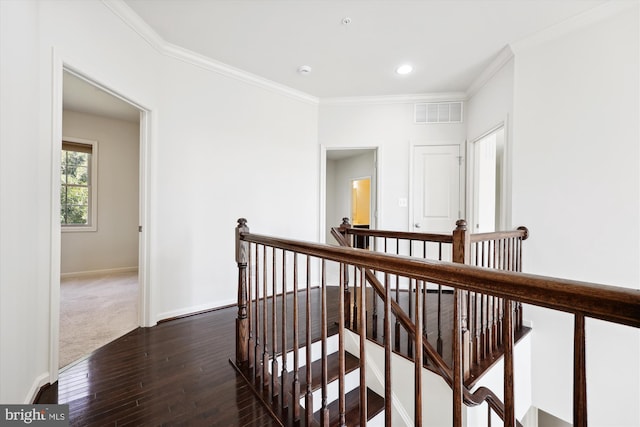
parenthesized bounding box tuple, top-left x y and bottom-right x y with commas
(59, 271, 138, 369)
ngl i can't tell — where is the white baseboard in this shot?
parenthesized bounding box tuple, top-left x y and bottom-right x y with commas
(156, 298, 236, 323)
(61, 266, 138, 279)
(25, 372, 50, 403)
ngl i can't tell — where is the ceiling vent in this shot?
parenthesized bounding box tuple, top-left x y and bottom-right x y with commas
(415, 102, 463, 124)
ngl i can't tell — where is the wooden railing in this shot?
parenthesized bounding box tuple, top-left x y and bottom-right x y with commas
(233, 218, 640, 426)
(334, 218, 529, 385)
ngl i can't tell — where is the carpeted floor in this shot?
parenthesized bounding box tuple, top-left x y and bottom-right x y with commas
(59, 271, 138, 369)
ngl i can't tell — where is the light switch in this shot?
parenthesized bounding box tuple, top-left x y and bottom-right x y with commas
(399, 197, 408, 207)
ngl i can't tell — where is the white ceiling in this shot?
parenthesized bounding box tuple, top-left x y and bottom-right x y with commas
(65, 0, 608, 119)
(63, 71, 140, 122)
(124, 0, 606, 98)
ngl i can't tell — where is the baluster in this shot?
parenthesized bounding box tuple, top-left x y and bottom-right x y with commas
(453, 289, 463, 427)
(292, 253, 300, 421)
(338, 263, 347, 427)
(254, 244, 261, 383)
(574, 313, 587, 427)
(305, 256, 314, 426)
(394, 238, 401, 352)
(235, 218, 249, 366)
(515, 237, 523, 331)
(321, 260, 330, 426)
(486, 294, 494, 355)
(497, 293, 504, 348)
(415, 279, 423, 426)
(352, 264, 359, 333)
(262, 246, 270, 388)
(422, 277, 428, 337)
(359, 265, 367, 427)
(344, 257, 351, 330)
(503, 299, 515, 427)
(492, 295, 499, 352)
(407, 277, 413, 356)
(248, 243, 254, 370)
(280, 250, 288, 410)
(481, 293, 487, 360)
(462, 289, 470, 380)
(436, 243, 443, 355)
(271, 248, 279, 400)
(384, 273, 392, 427)
(474, 292, 482, 364)
(372, 277, 378, 340)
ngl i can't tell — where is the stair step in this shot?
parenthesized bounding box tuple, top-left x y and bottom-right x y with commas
(298, 351, 359, 392)
(314, 387, 385, 427)
(297, 351, 360, 412)
(273, 334, 340, 374)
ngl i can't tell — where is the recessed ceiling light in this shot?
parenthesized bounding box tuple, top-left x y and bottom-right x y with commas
(396, 64, 413, 75)
(297, 65, 312, 75)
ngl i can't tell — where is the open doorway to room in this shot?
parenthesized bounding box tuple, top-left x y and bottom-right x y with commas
(469, 125, 505, 233)
(58, 70, 142, 369)
(324, 148, 377, 246)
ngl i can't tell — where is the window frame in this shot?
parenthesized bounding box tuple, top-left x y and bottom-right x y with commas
(61, 137, 98, 232)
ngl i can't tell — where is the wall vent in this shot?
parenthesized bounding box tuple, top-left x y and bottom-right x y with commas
(414, 102, 463, 124)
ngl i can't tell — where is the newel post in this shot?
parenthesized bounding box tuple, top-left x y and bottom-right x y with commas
(235, 218, 250, 366)
(452, 220, 471, 379)
(452, 219, 470, 264)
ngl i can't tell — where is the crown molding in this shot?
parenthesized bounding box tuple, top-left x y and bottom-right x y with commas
(465, 45, 514, 99)
(509, 0, 638, 54)
(101, 0, 319, 105)
(320, 92, 467, 106)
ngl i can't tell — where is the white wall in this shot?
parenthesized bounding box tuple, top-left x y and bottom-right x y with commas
(152, 55, 318, 319)
(511, 6, 639, 426)
(0, 0, 49, 405)
(319, 101, 466, 231)
(0, 0, 319, 403)
(61, 110, 139, 274)
(465, 57, 515, 228)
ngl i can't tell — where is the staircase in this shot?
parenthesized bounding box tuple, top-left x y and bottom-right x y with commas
(236, 332, 386, 426)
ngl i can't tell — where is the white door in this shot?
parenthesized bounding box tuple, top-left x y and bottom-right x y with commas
(412, 145, 461, 233)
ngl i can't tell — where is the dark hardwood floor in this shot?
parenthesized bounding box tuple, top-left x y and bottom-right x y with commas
(36, 285, 526, 425)
(37, 304, 282, 426)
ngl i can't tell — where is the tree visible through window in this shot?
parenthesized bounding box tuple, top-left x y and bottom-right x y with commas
(61, 141, 94, 226)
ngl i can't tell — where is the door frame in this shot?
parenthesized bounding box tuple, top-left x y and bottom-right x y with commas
(49, 54, 153, 383)
(408, 140, 466, 233)
(465, 117, 511, 231)
(319, 145, 381, 244)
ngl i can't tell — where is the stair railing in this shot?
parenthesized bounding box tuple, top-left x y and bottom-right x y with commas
(234, 218, 640, 427)
(330, 226, 520, 425)
(335, 218, 529, 384)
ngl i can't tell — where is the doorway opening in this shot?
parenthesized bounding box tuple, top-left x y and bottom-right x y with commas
(470, 125, 505, 232)
(53, 67, 149, 373)
(323, 148, 378, 245)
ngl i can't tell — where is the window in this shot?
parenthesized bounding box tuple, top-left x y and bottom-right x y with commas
(61, 139, 97, 231)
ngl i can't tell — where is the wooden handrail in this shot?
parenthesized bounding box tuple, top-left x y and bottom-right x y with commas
(470, 227, 529, 243)
(360, 263, 517, 423)
(240, 232, 640, 328)
(235, 219, 639, 427)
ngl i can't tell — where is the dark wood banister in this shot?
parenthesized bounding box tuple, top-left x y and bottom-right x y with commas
(241, 231, 639, 328)
(331, 228, 517, 422)
(236, 219, 640, 426)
